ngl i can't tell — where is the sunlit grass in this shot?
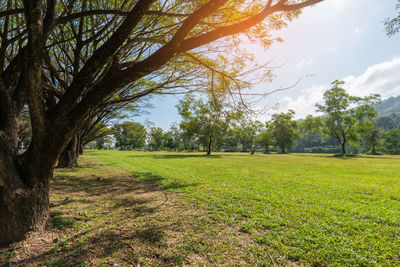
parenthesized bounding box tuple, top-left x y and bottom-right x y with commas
(92, 150, 400, 266)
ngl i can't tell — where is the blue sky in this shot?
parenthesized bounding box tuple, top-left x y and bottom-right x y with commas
(137, 0, 400, 129)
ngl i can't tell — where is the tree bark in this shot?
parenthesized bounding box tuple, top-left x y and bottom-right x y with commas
(341, 141, 346, 154)
(77, 133, 83, 155)
(0, 112, 53, 244)
(207, 133, 213, 155)
(0, 170, 51, 244)
(372, 144, 377, 155)
(250, 145, 256, 155)
(57, 135, 78, 168)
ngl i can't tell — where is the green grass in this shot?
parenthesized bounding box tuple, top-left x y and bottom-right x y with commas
(91, 150, 400, 266)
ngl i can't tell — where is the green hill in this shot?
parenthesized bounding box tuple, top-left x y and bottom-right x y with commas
(375, 95, 400, 116)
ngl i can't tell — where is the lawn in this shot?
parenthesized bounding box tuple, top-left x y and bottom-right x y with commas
(2, 151, 399, 266)
(91, 150, 400, 266)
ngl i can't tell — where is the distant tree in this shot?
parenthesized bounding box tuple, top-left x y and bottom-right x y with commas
(114, 122, 147, 150)
(169, 123, 185, 151)
(223, 129, 241, 152)
(385, 0, 400, 36)
(149, 127, 164, 150)
(177, 95, 240, 154)
(236, 120, 264, 154)
(177, 96, 202, 151)
(383, 129, 400, 154)
(163, 130, 179, 151)
(95, 134, 114, 150)
(270, 110, 298, 153)
(256, 123, 273, 153)
(300, 115, 324, 134)
(17, 107, 31, 150)
(316, 80, 381, 154)
(359, 121, 382, 155)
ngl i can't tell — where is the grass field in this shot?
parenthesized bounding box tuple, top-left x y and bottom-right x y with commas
(2, 151, 399, 266)
(91, 151, 400, 266)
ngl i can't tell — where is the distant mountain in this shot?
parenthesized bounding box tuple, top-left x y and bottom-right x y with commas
(374, 95, 400, 117)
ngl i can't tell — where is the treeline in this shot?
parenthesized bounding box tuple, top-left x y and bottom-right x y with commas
(90, 81, 400, 155)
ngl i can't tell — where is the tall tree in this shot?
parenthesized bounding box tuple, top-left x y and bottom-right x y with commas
(177, 95, 240, 155)
(316, 80, 381, 154)
(359, 120, 382, 155)
(149, 127, 164, 150)
(270, 110, 298, 153)
(0, 0, 324, 243)
(114, 121, 147, 150)
(236, 120, 263, 154)
(256, 122, 273, 153)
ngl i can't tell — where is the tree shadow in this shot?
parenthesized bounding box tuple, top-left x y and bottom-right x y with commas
(10, 224, 175, 266)
(127, 154, 223, 159)
(1, 153, 203, 266)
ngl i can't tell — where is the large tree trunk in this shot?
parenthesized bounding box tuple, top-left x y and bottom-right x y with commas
(57, 135, 79, 168)
(0, 170, 51, 244)
(0, 140, 54, 244)
(0, 106, 53, 244)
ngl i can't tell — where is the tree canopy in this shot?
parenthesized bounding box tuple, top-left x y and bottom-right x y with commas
(315, 80, 381, 154)
(0, 0, 325, 244)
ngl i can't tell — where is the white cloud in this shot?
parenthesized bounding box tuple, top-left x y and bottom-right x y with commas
(343, 57, 400, 97)
(296, 59, 313, 69)
(278, 57, 400, 119)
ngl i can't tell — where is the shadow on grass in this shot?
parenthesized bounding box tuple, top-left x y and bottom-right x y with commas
(129, 170, 198, 190)
(291, 153, 361, 160)
(11, 225, 177, 266)
(7, 156, 200, 266)
(126, 154, 223, 159)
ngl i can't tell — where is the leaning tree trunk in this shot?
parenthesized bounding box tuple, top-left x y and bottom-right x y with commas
(57, 135, 79, 168)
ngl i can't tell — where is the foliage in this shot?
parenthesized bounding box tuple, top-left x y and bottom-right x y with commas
(177, 95, 243, 154)
(315, 80, 381, 154)
(376, 114, 400, 131)
(270, 110, 298, 153)
(384, 0, 400, 36)
(113, 121, 147, 150)
(358, 120, 382, 154)
(149, 127, 164, 150)
(383, 128, 400, 154)
(255, 123, 273, 153)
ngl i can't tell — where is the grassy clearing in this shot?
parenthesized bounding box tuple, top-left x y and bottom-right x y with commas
(91, 151, 400, 266)
(1, 154, 261, 266)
